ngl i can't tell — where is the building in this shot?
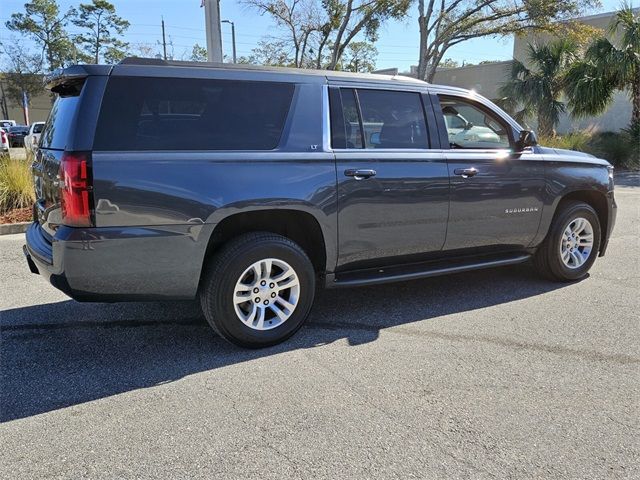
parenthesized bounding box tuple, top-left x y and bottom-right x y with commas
(0, 78, 52, 125)
(430, 10, 634, 133)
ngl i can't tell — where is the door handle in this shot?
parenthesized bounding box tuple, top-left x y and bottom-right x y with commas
(454, 167, 478, 178)
(344, 168, 377, 180)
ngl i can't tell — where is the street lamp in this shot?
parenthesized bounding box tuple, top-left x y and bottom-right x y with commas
(221, 20, 237, 63)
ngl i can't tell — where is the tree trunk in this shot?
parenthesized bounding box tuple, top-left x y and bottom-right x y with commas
(316, 36, 328, 69)
(426, 63, 438, 83)
(417, 0, 427, 80)
(537, 111, 554, 138)
(632, 73, 640, 127)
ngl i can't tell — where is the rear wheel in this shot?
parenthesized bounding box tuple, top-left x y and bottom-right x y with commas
(199, 232, 316, 348)
(533, 200, 601, 281)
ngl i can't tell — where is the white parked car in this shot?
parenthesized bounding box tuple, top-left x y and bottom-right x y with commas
(24, 121, 46, 154)
(0, 120, 16, 130)
(1, 128, 9, 152)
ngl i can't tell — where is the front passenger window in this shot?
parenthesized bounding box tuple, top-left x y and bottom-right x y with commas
(439, 96, 510, 150)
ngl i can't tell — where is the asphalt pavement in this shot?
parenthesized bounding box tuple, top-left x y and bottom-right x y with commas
(1, 174, 638, 479)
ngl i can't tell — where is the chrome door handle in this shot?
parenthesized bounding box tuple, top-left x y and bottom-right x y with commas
(454, 167, 478, 178)
(344, 169, 377, 180)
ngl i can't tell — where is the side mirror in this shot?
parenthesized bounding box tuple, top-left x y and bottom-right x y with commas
(370, 132, 381, 146)
(515, 129, 537, 151)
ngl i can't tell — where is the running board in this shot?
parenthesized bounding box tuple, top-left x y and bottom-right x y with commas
(328, 253, 531, 288)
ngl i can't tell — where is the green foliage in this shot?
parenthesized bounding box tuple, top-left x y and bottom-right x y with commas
(72, 0, 130, 64)
(565, 4, 640, 126)
(0, 156, 35, 214)
(190, 43, 208, 62)
(538, 130, 640, 170)
(439, 58, 460, 68)
(417, 0, 598, 82)
(499, 39, 578, 136)
(339, 41, 377, 72)
(238, 39, 295, 67)
(5, 0, 76, 70)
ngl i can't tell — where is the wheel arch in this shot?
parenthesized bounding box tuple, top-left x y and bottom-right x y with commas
(201, 208, 331, 279)
(555, 189, 610, 253)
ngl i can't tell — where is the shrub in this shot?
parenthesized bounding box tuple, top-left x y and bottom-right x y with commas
(538, 130, 639, 170)
(538, 132, 591, 152)
(0, 155, 35, 214)
(590, 131, 639, 170)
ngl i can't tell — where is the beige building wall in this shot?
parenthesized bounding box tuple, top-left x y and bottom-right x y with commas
(432, 61, 512, 100)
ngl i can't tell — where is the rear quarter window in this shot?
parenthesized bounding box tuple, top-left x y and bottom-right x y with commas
(94, 77, 295, 151)
(40, 94, 82, 150)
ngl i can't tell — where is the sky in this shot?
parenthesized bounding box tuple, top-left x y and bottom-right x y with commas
(0, 0, 628, 71)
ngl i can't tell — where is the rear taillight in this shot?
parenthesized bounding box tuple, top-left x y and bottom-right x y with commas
(1, 131, 6, 143)
(59, 151, 93, 227)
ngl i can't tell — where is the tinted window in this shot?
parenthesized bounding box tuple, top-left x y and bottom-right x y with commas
(40, 94, 82, 150)
(94, 77, 295, 151)
(341, 89, 363, 149)
(33, 123, 45, 134)
(440, 96, 510, 149)
(357, 90, 428, 149)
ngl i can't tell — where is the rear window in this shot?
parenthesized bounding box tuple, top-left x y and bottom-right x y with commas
(94, 77, 295, 151)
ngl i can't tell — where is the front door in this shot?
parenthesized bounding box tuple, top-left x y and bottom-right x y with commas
(436, 94, 545, 251)
(331, 87, 449, 270)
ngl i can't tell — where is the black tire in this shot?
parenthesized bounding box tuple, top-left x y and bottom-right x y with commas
(199, 232, 316, 348)
(533, 200, 601, 282)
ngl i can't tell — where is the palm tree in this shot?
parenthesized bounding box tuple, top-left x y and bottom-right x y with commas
(499, 39, 578, 137)
(565, 4, 640, 127)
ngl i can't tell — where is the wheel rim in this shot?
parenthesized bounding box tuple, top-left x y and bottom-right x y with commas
(559, 217, 594, 269)
(232, 258, 300, 331)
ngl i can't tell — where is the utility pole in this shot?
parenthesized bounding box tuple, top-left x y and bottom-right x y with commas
(203, 0, 223, 62)
(221, 20, 236, 63)
(161, 17, 168, 60)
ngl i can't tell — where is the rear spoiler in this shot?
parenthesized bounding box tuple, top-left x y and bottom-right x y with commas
(44, 64, 113, 92)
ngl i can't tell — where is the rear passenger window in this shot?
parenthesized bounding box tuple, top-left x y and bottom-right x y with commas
(332, 88, 428, 149)
(357, 90, 428, 149)
(94, 77, 295, 151)
(341, 90, 363, 149)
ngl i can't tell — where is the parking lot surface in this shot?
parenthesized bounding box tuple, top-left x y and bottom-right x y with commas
(1, 174, 638, 479)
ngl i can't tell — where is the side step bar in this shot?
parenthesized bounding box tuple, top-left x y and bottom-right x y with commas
(328, 253, 531, 288)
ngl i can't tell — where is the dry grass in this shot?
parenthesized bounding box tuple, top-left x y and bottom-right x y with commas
(0, 154, 35, 214)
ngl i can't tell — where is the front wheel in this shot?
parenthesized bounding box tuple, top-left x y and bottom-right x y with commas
(199, 232, 316, 348)
(533, 200, 601, 281)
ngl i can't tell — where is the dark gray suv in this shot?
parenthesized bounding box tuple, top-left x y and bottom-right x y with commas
(24, 58, 617, 348)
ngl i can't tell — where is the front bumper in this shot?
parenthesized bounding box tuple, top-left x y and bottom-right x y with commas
(598, 190, 617, 257)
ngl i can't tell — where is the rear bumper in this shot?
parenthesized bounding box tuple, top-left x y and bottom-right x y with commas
(24, 221, 213, 302)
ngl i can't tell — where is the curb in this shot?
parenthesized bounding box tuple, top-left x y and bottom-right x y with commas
(0, 222, 30, 236)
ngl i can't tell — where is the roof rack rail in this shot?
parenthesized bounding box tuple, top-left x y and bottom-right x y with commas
(116, 57, 428, 84)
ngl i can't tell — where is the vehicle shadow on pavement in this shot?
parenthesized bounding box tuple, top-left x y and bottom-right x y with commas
(1, 264, 568, 422)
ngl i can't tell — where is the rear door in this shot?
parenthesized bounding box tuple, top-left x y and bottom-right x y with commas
(331, 86, 449, 270)
(433, 93, 545, 251)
